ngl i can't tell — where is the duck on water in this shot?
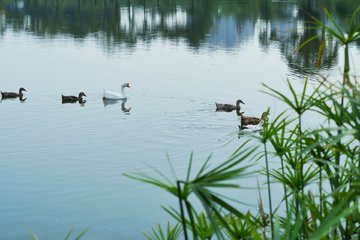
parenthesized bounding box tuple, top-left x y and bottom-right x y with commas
(1, 87, 27, 98)
(239, 120, 264, 132)
(215, 99, 245, 112)
(241, 112, 269, 125)
(62, 92, 87, 103)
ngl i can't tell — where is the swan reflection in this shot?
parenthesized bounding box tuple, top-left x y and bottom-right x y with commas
(103, 99, 131, 114)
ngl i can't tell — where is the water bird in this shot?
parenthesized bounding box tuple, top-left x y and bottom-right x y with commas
(215, 99, 245, 111)
(103, 83, 130, 100)
(241, 112, 269, 125)
(239, 120, 264, 132)
(1, 87, 27, 98)
(62, 92, 87, 103)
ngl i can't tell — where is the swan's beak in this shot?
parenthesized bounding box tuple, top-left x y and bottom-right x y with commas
(127, 83, 131, 88)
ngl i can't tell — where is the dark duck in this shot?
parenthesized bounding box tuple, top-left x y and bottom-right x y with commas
(1, 87, 27, 98)
(62, 92, 87, 103)
(241, 112, 269, 125)
(215, 99, 245, 112)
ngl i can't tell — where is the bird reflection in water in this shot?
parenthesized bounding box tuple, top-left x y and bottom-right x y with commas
(62, 98, 86, 107)
(0, 95, 27, 103)
(238, 129, 263, 139)
(237, 120, 264, 139)
(1, 87, 27, 103)
(61, 92, 86, 107)
(19, 96, 27, 102)
(215, 108, 244, 116)
(103, 99, 131, 114)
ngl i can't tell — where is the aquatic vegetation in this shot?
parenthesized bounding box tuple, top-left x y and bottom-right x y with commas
(139, 222, 183, 240)
(125, 7, 360, 240)
(29, 226, 88, 240)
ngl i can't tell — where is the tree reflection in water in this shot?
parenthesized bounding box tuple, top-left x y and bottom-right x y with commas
(0, 0, 357, 78)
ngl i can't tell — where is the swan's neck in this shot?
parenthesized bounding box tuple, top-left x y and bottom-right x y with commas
(236, 101, 241, 108)
(121, 85, 126, 97)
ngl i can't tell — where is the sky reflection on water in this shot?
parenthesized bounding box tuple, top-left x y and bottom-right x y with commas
(1, 0, 360, 239)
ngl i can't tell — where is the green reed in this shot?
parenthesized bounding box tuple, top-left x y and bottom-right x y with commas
(29, 226, 88, 240)
(125, 7, 360, 240)
(139, 222, 183, 240)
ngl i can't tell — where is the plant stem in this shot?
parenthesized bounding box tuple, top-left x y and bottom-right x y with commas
(298, 116, 306, 236)
(280, 156, 288, 213)
(185, 201, 198, 240)
(344, 44, 349, 78)
(299, 118, 303, 194)
(336, 43, 349, 188)
(320, 167, 322, 216)
(264, 143, 274, 239)
(177, 181, 188, 240)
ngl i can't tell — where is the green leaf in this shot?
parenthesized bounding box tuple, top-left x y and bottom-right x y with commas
(64, 226, 75, 240)
(74, 228, 89, 240)
(29, 231, 40, 240)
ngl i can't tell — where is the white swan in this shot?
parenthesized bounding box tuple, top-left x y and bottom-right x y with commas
(102, 83, 130, 100)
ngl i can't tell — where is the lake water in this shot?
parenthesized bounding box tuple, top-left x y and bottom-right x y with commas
(1, 0, 360, 239)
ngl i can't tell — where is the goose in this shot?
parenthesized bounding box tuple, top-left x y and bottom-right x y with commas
(241, 112, 269, 125)
(103, 83, 130, 100)
(239, 120, 264, 132)
(1, 87, 27, 98)
(62, 92, 87, 103)
(215, 99, 245, 111)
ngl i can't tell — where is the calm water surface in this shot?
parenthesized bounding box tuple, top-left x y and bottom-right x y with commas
(1, 0, 360, 239)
